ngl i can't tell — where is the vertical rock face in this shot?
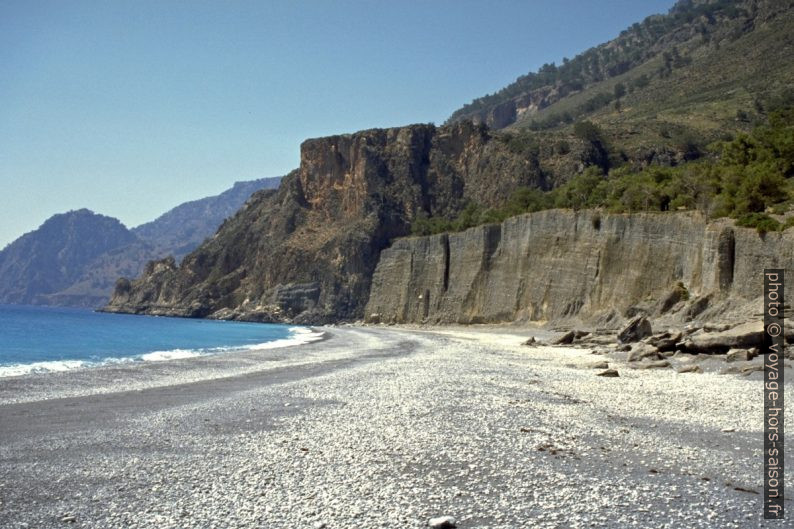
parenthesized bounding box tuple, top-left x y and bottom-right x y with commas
(104, 122, 545, 322)
(365, 210, 794, 324)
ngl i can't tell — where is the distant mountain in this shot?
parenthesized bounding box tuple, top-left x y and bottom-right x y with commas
(0, 209, 137, 306)
(133, 177, 282, 260)
(0, 177, 282, 308)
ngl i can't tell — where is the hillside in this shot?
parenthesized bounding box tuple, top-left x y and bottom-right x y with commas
(132, 177, 281, 259)
(448, 0, 794, 184)
(0, 177, 281, 308)
(105, 0, 794, 324)
(0, 210, 138, 306)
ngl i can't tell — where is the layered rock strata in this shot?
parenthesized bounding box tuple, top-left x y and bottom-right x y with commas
(365, 209, 794, 324)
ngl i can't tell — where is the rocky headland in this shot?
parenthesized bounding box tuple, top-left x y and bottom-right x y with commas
(103, 121, 794, 376)
(104, 122, 545, 322)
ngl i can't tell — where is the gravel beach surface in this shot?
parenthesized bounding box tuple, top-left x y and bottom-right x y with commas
(0, 325, 790, 528)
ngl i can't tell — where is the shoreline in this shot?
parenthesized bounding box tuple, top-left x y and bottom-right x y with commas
(0, 322, 327, 392)
(0, 325, 332, 406)
(1, 324, 791, 528)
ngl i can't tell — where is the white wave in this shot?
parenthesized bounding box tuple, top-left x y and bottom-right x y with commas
(0, 360, 91, 377)
(244, 326, 325, 350)
(139, 349, 205, 362)
(0, 326, 325, 377)
(138, 327, 324, 360)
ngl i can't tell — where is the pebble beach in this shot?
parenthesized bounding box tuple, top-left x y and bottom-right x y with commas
(0, 325, 790, 528)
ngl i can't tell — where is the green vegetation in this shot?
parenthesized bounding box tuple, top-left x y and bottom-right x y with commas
(445, 0, 794, 189)
(448, 0, 751, 125)
(413, 109, 794, 236)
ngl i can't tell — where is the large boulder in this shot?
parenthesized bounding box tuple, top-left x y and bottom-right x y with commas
(634, 359, 671, 369)
(618, 316, 653, 343)
(645, 330, 683, 352)
(628, 343, 661, 362)
(552, 330, 576, 345)
(681, 321, 763, 354)
(726, 348, 756, 362)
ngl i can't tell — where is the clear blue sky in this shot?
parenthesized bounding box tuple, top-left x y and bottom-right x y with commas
(0, 0, 675, 247)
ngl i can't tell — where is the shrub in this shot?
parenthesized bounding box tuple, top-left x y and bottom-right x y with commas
(735, 213, 782, 234)
(409, 107, 794, 235)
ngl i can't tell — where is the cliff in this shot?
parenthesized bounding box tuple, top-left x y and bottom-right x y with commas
(365, 209, 794, 324)
(104, 122, 545, 322)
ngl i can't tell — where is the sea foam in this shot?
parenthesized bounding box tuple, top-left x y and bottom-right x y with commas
(0, 326, 324, 377)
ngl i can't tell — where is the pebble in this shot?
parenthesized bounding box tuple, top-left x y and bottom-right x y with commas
(1, 326, 778, 528)
(428, 515, 456, 528)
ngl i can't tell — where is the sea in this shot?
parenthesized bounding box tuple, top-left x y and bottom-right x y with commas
(0, 304, 321, 377)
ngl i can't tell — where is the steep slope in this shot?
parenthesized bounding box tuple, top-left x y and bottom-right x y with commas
(0, 210, 138, 306)
(365, 209, 793, 324)
(132, 176, 281, 259)
(105, 0, 794, 325)
(444, 0, 794, 187)
(104, 122, 544, 322)
(449, 0, 793, 133)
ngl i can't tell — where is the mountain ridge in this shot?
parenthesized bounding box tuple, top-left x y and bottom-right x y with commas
(104, 0, 794, 324)
(447, 0, 793, 133)
(0, 209, 137, 306)
(0, 177, 281, 308)
(132, 177, 282, 260)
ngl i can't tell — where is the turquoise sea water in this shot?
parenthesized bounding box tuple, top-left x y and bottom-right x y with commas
(0, 305, 317, 377)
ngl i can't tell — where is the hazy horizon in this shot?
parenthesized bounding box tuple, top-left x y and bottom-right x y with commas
(0, 0, 675, 247)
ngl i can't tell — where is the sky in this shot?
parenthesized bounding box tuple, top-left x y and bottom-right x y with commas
(0, 0, 676, 248)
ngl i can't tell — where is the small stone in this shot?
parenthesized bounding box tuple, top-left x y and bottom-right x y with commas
(740, 364, 764, 375)
(522, 336, 537, 346)
(428, 515, 456, 528)
(60, 515, 76, 523)
(596, 369, 620, 377)
(314, 523, 327, 529)
(726, 349, 753, 362)
(590, 361, 609, 369)
(677, 365, 702, 374)
(636, 359, 671, 369)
